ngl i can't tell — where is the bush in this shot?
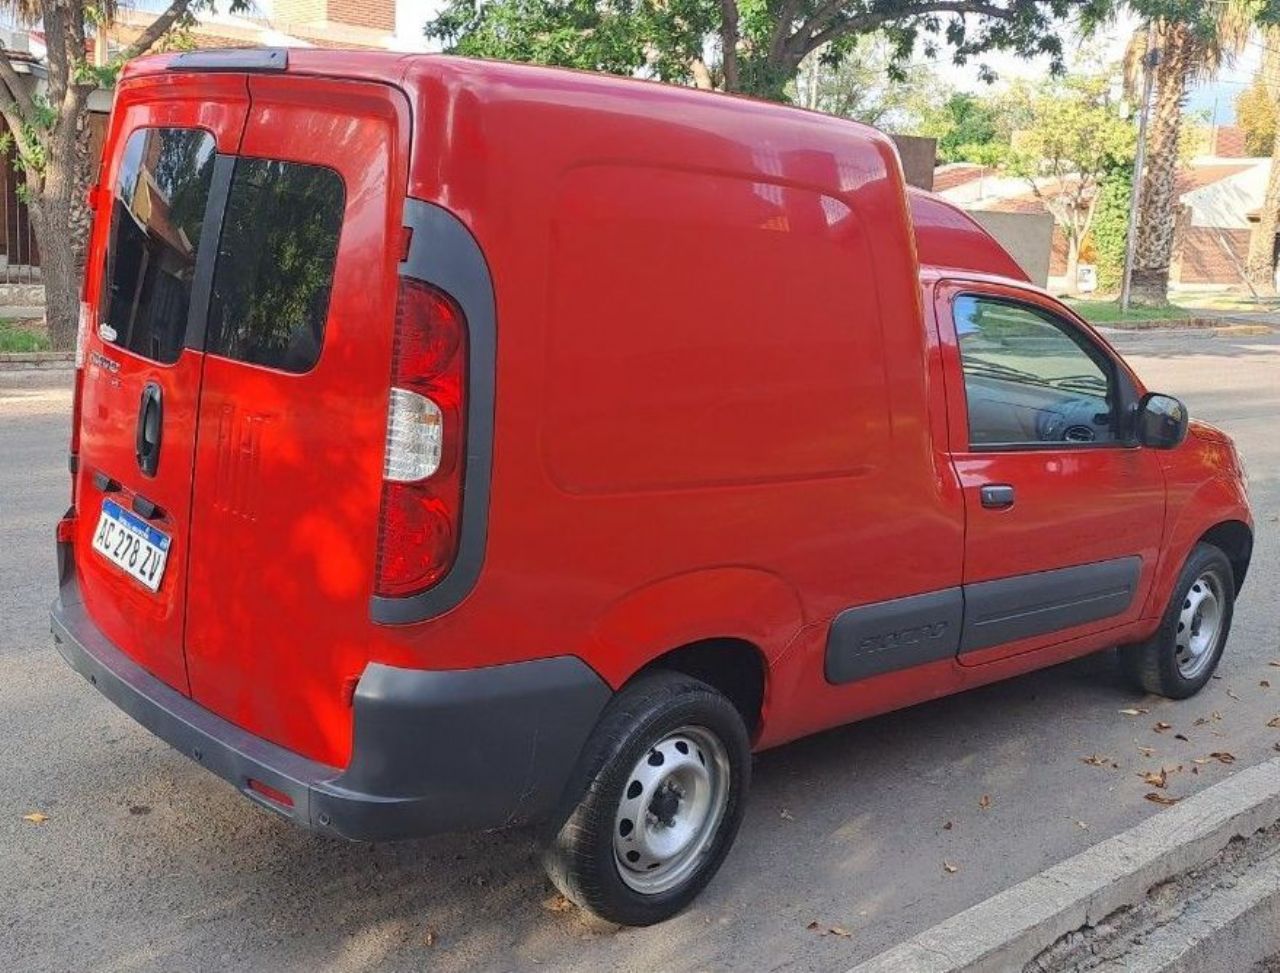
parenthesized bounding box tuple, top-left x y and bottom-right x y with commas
(1091, 166, 1133, 294)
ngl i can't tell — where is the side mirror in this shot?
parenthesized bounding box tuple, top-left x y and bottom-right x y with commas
(1136, 392, 1189, 449)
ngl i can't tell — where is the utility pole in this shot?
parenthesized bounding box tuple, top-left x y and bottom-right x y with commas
(1121, 22, 1159, 312)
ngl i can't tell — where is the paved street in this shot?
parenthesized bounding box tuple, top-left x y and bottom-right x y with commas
(2, 330, 1278, 973)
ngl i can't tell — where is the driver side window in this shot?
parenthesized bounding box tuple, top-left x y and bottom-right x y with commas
(955, 295, 1120, 448)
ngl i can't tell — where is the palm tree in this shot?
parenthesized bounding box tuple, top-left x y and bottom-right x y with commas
(1245, 28, 1280, 291)
(1129, 5, 1258, 306)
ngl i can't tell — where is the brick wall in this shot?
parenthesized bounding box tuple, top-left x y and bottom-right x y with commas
(274, 0, 394, 31)
(1174, 226, 1250, 285)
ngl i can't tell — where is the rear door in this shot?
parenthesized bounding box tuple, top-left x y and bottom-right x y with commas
(74, 75, 249, 692)
(182, 76, 409, 767)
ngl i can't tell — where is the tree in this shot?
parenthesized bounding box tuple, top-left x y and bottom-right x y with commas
(1005, 74, 1136, 293)
(1125, 0, 1270, 306)
(1237, 72, 1277, 155)
(791, 35, 937, 128)
(0, 0, 246, 349)
(1245, 27, 1280, 289)
(427, 0, 1109, 103)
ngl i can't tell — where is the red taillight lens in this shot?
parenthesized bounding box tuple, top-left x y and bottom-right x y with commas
(374, 280, 468, 599)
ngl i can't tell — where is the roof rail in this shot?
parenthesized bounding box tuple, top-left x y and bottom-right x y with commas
(167, 49, 288, 73)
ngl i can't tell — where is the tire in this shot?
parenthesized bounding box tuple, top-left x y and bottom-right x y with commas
(1119, 542, 1235, 699)
(539, 670, 751, 926)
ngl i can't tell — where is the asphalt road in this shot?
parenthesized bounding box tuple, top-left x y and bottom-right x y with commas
(2, 330, 1278, 973)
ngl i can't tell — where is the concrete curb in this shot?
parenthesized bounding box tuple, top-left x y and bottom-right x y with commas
(0, 351, 73, 370)
(848, 757, 1280, 973)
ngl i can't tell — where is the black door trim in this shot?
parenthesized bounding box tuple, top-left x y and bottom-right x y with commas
(824, 556, 1142, 684)
(959, 556, 1141, 654)
(183, 152, 236, 353)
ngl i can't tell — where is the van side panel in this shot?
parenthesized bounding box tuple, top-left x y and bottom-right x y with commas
(385, 60, 966, 746)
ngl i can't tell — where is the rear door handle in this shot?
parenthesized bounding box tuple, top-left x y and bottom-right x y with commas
(135, 382, 163, 477)
(980, 484, 1015, 509)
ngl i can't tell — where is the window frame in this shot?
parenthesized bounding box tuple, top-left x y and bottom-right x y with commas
(946, 288, 1141, 454)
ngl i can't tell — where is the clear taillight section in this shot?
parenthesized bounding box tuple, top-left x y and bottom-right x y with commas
(374, 280, 468, 598)
(384, 388, 443, 481)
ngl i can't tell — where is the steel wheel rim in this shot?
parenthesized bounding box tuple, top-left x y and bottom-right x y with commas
(612, 725, 731, 895)
(1175, 572, 1224, 680)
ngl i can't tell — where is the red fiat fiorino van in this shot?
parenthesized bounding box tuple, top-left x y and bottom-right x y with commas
(52, 49, 1253, 926)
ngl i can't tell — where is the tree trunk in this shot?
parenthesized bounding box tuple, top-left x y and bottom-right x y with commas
(1245, 36, 1280, 291)
(1131, 20, 1194, 307)
(1063, 236, 1081, 296)
(36, 115, 91, 350)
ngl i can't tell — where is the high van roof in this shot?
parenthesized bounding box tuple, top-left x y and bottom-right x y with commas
(124, 49, 1028, 286)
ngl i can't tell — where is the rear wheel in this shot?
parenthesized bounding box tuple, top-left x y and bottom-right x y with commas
(540, 671, 750, 926)
(1119, 543, 1235, 699)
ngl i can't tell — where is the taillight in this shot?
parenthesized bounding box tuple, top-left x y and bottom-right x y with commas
(374, 279, 467, 598)
(69, 301, 91, 506)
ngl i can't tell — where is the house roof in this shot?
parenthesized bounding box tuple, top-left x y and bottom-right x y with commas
(932, 163, 996, 193)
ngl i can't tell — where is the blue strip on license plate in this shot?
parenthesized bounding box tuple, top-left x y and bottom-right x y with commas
(102, 498, 171, 552)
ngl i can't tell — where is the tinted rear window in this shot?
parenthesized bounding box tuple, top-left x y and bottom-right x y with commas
(101, 127, 217, 364)
(206, 159, 345, 374)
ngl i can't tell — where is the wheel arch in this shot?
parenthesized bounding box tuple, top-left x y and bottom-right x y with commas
(1198, 519, 1253, 593)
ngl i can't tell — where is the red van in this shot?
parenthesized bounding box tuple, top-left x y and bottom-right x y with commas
(53, 50, 1252, 926)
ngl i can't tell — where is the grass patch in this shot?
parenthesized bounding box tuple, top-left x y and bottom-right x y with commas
(1064, 299, 1194, 325)
(0, 318, 50, 352)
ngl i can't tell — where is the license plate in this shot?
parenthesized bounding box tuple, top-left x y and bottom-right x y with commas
(91, 498, 171, 592)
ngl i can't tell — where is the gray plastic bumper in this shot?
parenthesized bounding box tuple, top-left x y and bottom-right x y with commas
(50, 574, 611, 841)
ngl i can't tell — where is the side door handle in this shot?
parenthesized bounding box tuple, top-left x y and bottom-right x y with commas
(980, 483, 1015, 509)
(135, 382, 163, 477)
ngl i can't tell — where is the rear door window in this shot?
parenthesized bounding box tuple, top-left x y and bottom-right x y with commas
(101, 127, 217, 364)
(205, 158, 345, 374)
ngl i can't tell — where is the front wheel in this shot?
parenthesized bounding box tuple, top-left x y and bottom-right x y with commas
(1119, 542, 1236, 699)
(540, 671, 751, 926)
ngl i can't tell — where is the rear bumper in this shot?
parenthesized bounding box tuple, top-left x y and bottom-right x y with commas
(51, 573, 612, 841)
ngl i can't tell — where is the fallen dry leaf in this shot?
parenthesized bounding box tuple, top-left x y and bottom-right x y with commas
(942, 821, 953, 831)
(21, 812, 48, 825)
(1119, 707, 1150, 716)
(1227, 689, 1241, 702)
(424, 929, 437, 947)
(806, 921, 820, 931)
(1263, 681, 1272, 689)
(780, 808, 795, 821)
(1175, 733, 1190, 742)
(1140, 769, 1168, 789)
(1274, 742, 1280, 752)
(1144, 792, 1181, 806)
(943, 862, 959, 874)
(978, 795, 992, 811)
(828, 926, 853, 938)
(1208, 752, 1236, 765)
(1081, 753, 1115, 767)
(1193, 717, 1209, 727)
(1136, 746, 1156, 758)
(1267, 716, 1280, 729)
(1268, 661, 1280, 668)
(542, 894, 572, 914)
(1076, 820, 1089, 830)
(1153, 722, 1173, 733)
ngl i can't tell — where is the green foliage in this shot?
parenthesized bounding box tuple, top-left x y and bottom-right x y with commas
(1237, 75, 1277, 156)
(916, 92, 1004, 163)
(1004, 75, 1135, 182)
(0, 320, 50, 352)
(1091, 166, 1134, 292)
(426, 0, 1121, 102)
(789, 36, 937, 127)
